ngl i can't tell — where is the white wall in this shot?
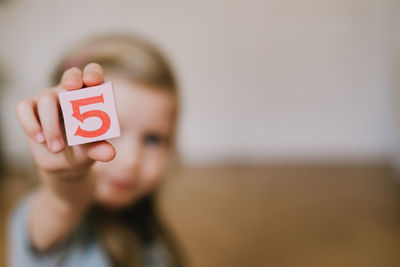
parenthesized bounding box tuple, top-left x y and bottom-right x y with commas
(0, 0, 397, 166)
(390, 0, 400, 171)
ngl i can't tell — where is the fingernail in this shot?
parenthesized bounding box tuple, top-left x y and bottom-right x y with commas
(35, 132, 45, 143)
(51, 139, 63, 152)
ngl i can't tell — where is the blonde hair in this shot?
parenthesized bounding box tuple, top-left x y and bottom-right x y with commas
(53, 34, 177, 91)
(53, 34, 182, 267)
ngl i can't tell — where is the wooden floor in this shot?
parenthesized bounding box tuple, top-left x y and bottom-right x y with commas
(2, 166, 400, 267)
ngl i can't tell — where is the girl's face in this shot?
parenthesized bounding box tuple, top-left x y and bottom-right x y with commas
(92, 75, 176, 208)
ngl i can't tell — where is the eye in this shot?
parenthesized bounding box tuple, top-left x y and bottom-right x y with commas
(144, 133, 164, 146)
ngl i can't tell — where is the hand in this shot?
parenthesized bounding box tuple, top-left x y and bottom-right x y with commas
(16, 63, 116, 179)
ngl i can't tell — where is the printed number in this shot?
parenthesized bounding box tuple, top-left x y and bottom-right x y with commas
(70, 94, 111, 138)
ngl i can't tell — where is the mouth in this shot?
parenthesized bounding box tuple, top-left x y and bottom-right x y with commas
(106, 177, 134, 191)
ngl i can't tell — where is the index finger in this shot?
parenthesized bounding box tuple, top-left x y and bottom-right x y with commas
(61, 67, 83, 91)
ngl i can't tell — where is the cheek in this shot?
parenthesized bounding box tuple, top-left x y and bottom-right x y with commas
(138, 148, 169, 193)
(93, 147, 170, 207)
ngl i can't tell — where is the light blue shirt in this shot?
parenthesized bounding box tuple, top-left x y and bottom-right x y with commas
(8, 195, 168, 267)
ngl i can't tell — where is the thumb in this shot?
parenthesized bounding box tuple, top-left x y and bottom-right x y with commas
(85, 141, 116, 162)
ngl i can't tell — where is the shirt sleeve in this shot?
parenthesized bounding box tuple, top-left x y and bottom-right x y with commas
(8, 193, 111, 267)
(8, 193, 66, 266)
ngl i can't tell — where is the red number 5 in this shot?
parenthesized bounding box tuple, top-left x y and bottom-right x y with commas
(70, 94, 111, 138)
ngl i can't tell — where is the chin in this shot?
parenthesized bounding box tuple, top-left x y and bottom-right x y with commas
(96, 189, 138, 210)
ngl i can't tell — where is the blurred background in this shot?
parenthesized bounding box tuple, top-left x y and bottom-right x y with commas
(1, 0, 400, 266)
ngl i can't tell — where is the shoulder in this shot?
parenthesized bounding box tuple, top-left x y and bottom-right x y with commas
(143, 241, 168, 267)
(143, 239, 184, 267)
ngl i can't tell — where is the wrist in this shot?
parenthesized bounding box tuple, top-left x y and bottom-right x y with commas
(40, 164, 91, 181)
(38, 184, 93, 216)
(38, 169, 95, 213)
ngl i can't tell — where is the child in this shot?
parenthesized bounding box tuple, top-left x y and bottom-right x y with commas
(9, 34, 182, 267)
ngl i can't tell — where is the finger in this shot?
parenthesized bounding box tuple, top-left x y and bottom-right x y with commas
(82, 63, 104, 87)
(86, 141, 116, 162)
(61, 67, 83, 91)
(36, 93, 65, 153)
(15, 99, 45, 144)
